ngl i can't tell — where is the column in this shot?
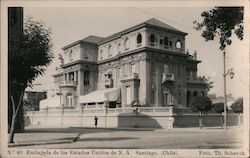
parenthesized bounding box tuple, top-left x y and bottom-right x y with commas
(67, 73, 70, 81)
(74, 71, 77, 81)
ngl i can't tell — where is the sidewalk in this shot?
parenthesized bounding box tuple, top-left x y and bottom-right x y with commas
(8, 126, 242, 148)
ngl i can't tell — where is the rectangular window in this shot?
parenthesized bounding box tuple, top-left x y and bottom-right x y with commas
(68, 96, 73, 107)
(69, 72, 74, 81)
(84, 71, 90, 85)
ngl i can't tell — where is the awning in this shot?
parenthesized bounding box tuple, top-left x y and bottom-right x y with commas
(79, 87, 120, 103)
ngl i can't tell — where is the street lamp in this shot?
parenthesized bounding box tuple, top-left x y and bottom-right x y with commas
(56, 90, 63, 125)
(105, 97, 109, 128)
(223, 51, 234, 130)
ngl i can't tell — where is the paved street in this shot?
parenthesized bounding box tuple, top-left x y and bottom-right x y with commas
(9, 127, 243, 149)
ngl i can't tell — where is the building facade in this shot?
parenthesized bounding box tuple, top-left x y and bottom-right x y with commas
(50, 18, 207, 110)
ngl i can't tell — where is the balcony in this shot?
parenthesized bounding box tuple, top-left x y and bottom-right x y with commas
(104, 78, 113, 88)
(186, 77, 207, 84)
(59, 80, 77, 87)
(162, 73, 175, 83)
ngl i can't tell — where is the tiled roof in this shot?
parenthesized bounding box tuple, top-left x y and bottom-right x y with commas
(62, 18, 187, 49)
(99, 18, 187, 44)
(62, 35, 104, 50)
(145, 18, 182, 32)
(82, 35, 104, 43)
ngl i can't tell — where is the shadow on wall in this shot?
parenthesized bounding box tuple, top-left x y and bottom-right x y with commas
(173, 114, 241, 127)
(117, 112, 163, 129)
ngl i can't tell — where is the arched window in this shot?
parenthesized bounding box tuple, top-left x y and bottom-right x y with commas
(164, 36, 169, 46)
(175, 40, 182, 49)
(108, 45, 112, 57)
(149, 34, 156, 43)
(137, 33, 142, 44)
(125, 38, 130, 50)
(99, 49, 103, 59)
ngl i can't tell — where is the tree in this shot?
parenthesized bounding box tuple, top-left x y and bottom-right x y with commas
(198, 76, 214, 92)
(231, 97, 243, 126)
(193, 7, 244, 51)
(8, 14, 53, 143)
(213, 102, 225, 128)
(189, 96, 213, 129)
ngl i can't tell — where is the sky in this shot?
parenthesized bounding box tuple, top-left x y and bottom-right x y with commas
(23, 2, 249, 99)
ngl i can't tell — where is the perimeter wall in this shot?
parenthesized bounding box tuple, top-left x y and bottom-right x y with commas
(24, 107, 242, 129)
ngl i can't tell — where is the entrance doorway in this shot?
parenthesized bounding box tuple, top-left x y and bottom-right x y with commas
(163, 88, 172, 106)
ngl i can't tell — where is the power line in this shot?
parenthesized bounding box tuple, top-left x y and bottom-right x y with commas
(131, 7, 194, 30)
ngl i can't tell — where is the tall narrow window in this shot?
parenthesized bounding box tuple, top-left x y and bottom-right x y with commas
(67, 94, 73, 107)
(137, 33, 142, 44)
(149, 34, 155, 43)
(108, 45, 112, 57)
(69, 72, 74, 81)
(84, 71, 90, 85)
(169, 41, 173, 47)
(125, 38, 129, 50)
(160, 38, 163, 45)
(100, 49, 103, 59)
(164, 36, 169, 46)
(118, 43, 121, 53)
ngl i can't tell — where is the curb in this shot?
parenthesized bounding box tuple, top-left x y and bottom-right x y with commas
(8, 140, 72, 147)
(9, 133, 82, 147)
(69, 127, 157, 131)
